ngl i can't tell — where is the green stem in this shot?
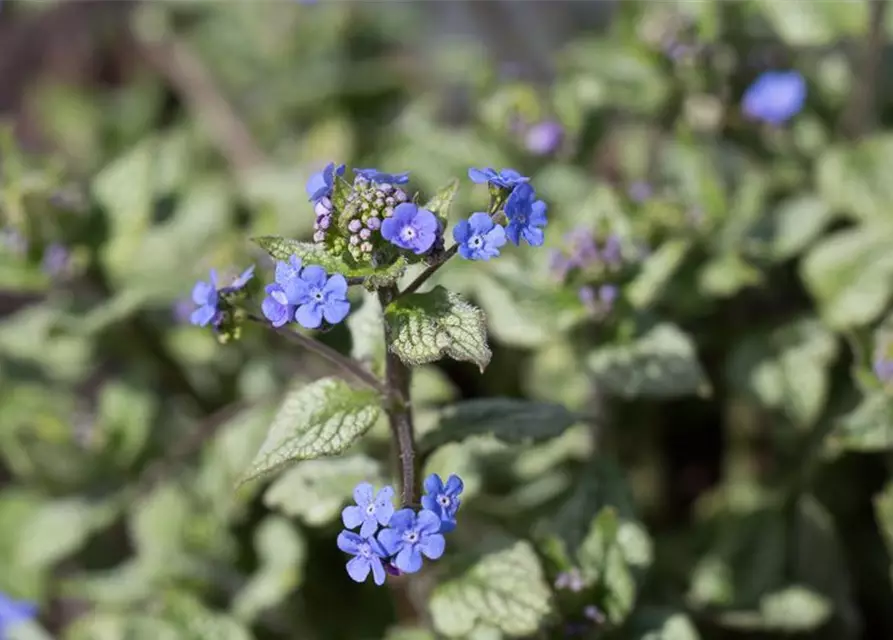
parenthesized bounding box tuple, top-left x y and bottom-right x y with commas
(247, 313, 388, 396)
(377, 285, 420, 506)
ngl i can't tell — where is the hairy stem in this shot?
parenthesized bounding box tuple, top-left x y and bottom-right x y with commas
(378, 286, 420, 506)
(247, 313, 388, 396)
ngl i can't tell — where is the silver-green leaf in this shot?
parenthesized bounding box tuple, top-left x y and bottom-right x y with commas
(429, 539, 553, 638)
(240, 377, 383, 483)
(587, 323, 709, 398)
(252, 236, 407, 287)
(385, 286, 491, 372)
(420, 398, 577, 452)
(423, 179, 459, 222)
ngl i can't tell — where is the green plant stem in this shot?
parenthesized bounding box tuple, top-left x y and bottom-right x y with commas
(247, 313, 388, 396)
(397, 191, 508, 299)
(377, 285, 420, 506)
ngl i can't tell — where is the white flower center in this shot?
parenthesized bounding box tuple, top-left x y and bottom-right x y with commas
(358, 542, 371, 558)
(438, 495, 451, 507)
(469, 236, 483, 248)
(401, 227, 417, 241)
(403, 530, 419, 544)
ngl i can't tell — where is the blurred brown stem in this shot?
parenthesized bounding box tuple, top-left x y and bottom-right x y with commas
(136, 33, 267, 174)
(842, 0, 888, 139)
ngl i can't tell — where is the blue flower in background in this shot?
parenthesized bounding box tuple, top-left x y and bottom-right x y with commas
(453, 213, 506, 261)
(190, 265, 255, 328)
(285, 265, 350, 329)
(41, 243, 70, 277)
(0, 593, 37, 637)
(381, 203, 439, 254)
(524, 120, 564, 156)
(421, 473, 463, 533)
(467, 167, 529, 191)
(342, 483, 395, 538)
(190, 270, 221, 327)
(742, 70, 806, 125)
(504, 183, 547, 247)
(377, 508, 445, 574)
(354, 168, 410, 185)
(306, 162, 345, 203)
(262, 256, 303, 327)
(337, 530, 389, 585)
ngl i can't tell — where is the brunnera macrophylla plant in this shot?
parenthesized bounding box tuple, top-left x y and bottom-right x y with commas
(185, 163, 546, 585)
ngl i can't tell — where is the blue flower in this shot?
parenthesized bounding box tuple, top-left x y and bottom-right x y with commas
(742, 70, 806, 125)
(381, 203, 439, 254)
(467, 167, 529, 190)
(190, 265, 255, 328)
(377, 508, 445, 574)
(342, 482, 395, 539)
(504, 183, 547, 247)
(524, 120, 564, 156)
(261, 256, 303, 328)
(421, 473, 463, 533)
(285, 265, 351, 329)
(337, 530, 389, 586)
(190, 269, 221, 327)
(306, 162, 345, 203)
(0, 593, 37, 636)
(354, 168, 410, 185)
(42, 243, 70, 277)
(453, 213, 506, 261)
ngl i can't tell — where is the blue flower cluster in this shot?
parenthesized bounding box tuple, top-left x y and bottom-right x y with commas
(452, 167, 548, 262)
(337, 474, 463, 585)
(261, 255, 350, 330)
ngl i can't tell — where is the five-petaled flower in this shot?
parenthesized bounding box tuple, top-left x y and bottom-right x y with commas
(285, 265, 350, 330)
(306, 162, 345, 204)
(453, 213, 506, 261)
(337, 530, 389, 586)
(381, 203, 439, 254)
(421, 473, 463, 533)
(377, 508, 445, 573)
(467, 167, 529, 191)
(742, 70, 806, 126)
(261, 256, 303, 328)
(190, 265, 255, 328)
(0, 592, 37, 637)
(504, 183, 548, 247)
(342, 483, 395, 538)
(354, 168, 410, 185)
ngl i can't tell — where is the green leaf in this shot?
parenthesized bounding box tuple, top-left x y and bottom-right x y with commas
(64, 613, 182, 640)
(420, 399, 577, 452)
(829, 393, 893, 452)
(537, 459, 652, 626)
(384, 286, 491, 372)
(587, 323, 709, 399)
(7, 620, 54, 640)
(161, 592, 254, 640)
(698, 254, 763, 299)
(129, 483, 192, 572)
(726, 318, 838, 427)
(233, 516, 305, 623)
(755, 586, 832, 632)
(19, 498, 117, 569)
(627, 239, 692, 309)
(384, 628, 436, 640)
(423, 179, 459, 222)
(801, 222, 893, 328)
(770, 195, 836, 261)
(263, 454, 382, 525)
(429, 539, 553, 638)
(347, 290, 386, 379)
(240, 377, 383, 483)
(627, 608, 701, 640)
(817, 136, 893, 223)
(252, 236, 407, 287)
(757, 0, 866, 46)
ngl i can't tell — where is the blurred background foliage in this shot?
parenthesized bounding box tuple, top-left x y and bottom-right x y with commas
(2, 1, 893, 639)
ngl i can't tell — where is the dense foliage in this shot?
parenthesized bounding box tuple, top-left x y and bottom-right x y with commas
(2, 2, 893, 639)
